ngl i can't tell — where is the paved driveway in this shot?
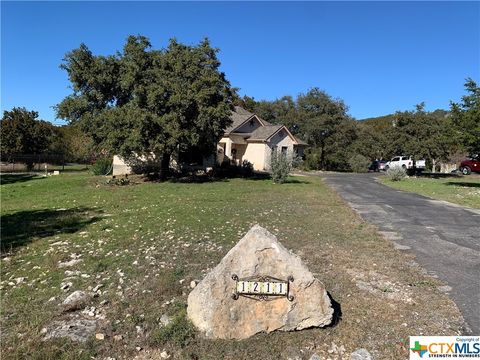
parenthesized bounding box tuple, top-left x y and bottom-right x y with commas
(320, 172, 480, 334)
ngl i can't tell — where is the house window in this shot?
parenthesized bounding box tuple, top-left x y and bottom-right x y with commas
(249, 119, 255, 127)
(281, 146, 288, 155)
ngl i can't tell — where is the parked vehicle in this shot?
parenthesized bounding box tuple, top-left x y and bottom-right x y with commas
(378, 160, 388, 171)
(385, 156, 426, 172)
(369, 160, 388, 172)
(459, 155, 480, 175)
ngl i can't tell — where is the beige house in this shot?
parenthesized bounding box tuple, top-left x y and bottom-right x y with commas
(113, 106, 306, 175)
(218, 107, 307, 171)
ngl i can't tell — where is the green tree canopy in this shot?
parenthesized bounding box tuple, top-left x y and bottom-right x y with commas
(56, 35, 234, 178)
(0, 107, 55, 156)
(449, 78, 480, 155)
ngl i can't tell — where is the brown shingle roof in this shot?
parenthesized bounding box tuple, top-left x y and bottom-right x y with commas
(248, 125, 283, 141)
(225, 106, 255, 134)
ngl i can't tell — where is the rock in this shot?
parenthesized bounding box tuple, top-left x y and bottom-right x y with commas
(190, 280, 197, 289)
(351, 348, 373, 360)
(93, 284, 104, 292)
(160, 314, 171, 327)
(62, 290, 89, 311)
(95, 333, 105, 340)
(60, 282, 72, 291)
(58, 259, 83, 268)
(187, 225, 333, 339)
(160, 350, 170, 359)
(43, 319, 96, 342)
(113, 334, 123, 341)
(179, 279, 185, 285)
(309, 354, 322, 360)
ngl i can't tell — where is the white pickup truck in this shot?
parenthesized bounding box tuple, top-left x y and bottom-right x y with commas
(385, 156, 426, 171)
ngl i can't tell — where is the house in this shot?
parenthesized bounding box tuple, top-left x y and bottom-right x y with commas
(218, 106, 307, 171)
(112, 106, 307, 175)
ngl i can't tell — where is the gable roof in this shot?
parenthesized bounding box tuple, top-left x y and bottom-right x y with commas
(225, 106, 255, 134)
(248, 125, 283, 141)
(225, 106, 308, 145)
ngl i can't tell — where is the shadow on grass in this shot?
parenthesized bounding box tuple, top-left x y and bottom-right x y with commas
(0, 174, 43, 185)
(446, 181, 480, 188)
(326, 291, 342, 327)
(0, 207, 103, 254)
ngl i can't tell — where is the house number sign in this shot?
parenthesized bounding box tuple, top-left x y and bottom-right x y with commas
(231, 274, 294, 301)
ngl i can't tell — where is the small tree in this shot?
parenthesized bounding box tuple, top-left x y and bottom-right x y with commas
(449, 78, 480, 155)
(386, 166, 407, 181)
(270, 150, 293, 184)
(0, 107, 56, 169)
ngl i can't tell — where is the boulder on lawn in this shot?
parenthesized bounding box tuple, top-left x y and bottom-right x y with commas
(187, 225, 333, 339)
(62, 290, 89, 311)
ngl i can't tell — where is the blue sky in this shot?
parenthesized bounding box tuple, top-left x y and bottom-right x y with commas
(1, 1, 479, 125)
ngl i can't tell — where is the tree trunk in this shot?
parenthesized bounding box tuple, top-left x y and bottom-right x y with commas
(159, 152, 171, 181)
(432, 158, 436, 173)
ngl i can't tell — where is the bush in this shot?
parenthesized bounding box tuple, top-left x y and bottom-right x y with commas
(348, 154, 371, 173)
(91, 158, 112, 175)
(270, 151, 293, 184)
(150, 308, 195, 348)
(214, 159, 254, 178)
(386, 166, 407, 181)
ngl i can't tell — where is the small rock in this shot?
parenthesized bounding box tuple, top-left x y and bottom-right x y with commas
(60, 282, 73, 291)
(136, 346, 142, 351)
(351, 348, 373, 360)
(189, 280, 197, 289)
(43, 319, 96, 343)
(62, 291, 89, 311)
(136, 325, 143, 335)
(179, 279, 185, 285)
(15, 277, 26, 284)
(93, 284, 104, 292)
(40, 327, 48, 334)
(160, 350, 170, 359)
(437, 285, 452, 293)
(309, 354, 322, 360)
(160, 314, 171, 327)
(95, 333, 105, 340)
(113, 334, 123, 341)
(58, 259, 82, 268)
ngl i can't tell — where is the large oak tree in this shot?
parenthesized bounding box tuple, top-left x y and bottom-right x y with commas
(56, 36, 234, 179)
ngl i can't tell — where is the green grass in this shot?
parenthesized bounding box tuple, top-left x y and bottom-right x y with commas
(379, 175, 480, 209)
(0, 172, 465, 359)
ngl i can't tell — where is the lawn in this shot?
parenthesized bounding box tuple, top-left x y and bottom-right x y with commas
(0, 172, 465, 359)
(379, 175, 480, 209)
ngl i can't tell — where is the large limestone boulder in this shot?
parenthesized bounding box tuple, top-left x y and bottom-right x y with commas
(187, 225, 333, 339)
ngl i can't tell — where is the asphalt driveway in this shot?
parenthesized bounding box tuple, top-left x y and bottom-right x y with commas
(320, 172, 480, 334)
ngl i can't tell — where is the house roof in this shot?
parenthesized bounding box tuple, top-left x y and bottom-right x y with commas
(225, 106, 255, 134)
(225, 106, 308, 145)
(294, 136, 309, 146)
(248, 125, 283, 141)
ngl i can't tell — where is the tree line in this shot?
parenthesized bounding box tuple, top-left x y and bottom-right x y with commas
(235, 79, 479, 172)
(1, 35, 478, 174)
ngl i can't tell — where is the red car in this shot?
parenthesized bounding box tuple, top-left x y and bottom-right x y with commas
(460, 156, 480, 175)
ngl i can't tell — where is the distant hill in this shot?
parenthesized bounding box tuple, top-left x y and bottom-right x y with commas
(358, 109, 449, 124)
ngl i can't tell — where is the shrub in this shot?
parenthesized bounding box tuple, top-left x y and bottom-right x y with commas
(214, 160, 254, 178)
(270, 151, 293, 184)
(386, 166, 407, 181)
(91, 158, 112, 176)
(150, 308, 195, 348)
(348, 154, 371, 173)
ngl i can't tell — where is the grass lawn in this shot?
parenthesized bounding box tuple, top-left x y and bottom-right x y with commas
(379, 175, 480, 209)
(0, 172, 465, 359)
